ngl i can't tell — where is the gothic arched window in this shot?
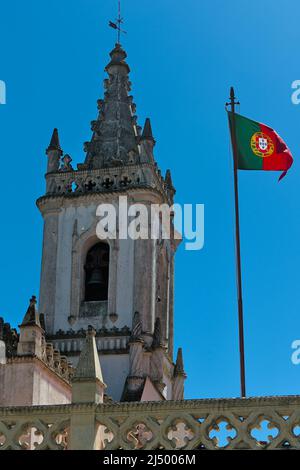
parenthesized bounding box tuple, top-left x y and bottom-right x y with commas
(84, 242, 109, 302)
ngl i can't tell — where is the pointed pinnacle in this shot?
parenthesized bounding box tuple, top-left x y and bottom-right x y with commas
(165, 169, 174, 190)
(73, 325, 105, 383)
(141, 118, 155, 143)
(174, 347, 185, 376)
(21, 295, 41, 328)
(152, 317, 162, 349)
(46, 128, 63, 155)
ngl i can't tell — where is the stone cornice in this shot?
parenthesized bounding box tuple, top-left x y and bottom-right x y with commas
(37, 186, 167, 211)
(46, 162, 156, 179)
(47, 326, 131, 340)
(95, 395, 300, 413)
(59, 348, 129, 357)
(1, 395, 300, 417)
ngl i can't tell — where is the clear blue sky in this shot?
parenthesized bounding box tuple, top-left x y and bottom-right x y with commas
(1, 0, 300, 399)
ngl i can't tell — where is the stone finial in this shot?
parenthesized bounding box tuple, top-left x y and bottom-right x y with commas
(152, 318, 162, 349)
(21, 296, 41, 328)
(73, 326, 104, 383)
(165, 169, 176, 203)
(46, 128, 63, 174)
(17, 296, 44, 358)
(105, 43, 130, 73)
(46, 128, 63, 155)
(141, 118, 155, 144)
(172, 348, 186, 400)
(174, 347, 185, 377)
(72, 326, 106, 404)
(165, 169, 174, 191)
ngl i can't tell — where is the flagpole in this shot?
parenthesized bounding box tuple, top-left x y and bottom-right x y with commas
(227, 87, 246, 398)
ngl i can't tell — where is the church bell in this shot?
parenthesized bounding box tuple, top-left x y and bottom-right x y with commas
(87, 266, 104, 286)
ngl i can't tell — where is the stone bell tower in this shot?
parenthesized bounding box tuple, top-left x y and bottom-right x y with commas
(37, 43, 186, 401)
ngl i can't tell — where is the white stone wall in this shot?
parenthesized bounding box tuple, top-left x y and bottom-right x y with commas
(38, 188, 178, 400)
(41, 199, 136, 333)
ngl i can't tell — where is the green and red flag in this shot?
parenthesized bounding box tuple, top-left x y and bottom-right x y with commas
(228, 112, 293, 180)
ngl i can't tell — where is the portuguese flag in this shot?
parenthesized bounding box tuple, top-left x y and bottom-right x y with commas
(228, 112, 293, 181)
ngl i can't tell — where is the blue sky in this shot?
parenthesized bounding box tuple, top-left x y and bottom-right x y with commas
(1, 0, 300, 399)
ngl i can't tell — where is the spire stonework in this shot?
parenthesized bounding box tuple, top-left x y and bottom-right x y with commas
(83, 44, 140, 169)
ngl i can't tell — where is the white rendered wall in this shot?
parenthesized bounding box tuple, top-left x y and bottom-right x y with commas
(52, 203, 135, 333)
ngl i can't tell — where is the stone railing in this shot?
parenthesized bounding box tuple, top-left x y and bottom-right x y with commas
(1, 396, 300, 450)
(42, 163, 168, 199)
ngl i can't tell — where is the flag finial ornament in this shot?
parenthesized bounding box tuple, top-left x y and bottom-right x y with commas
(109, 0, 127, 44)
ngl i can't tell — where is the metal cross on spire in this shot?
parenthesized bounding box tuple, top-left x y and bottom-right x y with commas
(109, 0, 127, 44)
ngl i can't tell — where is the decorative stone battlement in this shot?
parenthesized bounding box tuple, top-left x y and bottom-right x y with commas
(50, 337, 130, 356)
(47, 325, 131, 339)
(40, 162, 173, 204)
(47, 326, 131, 356)
(42, 342, 74, 383)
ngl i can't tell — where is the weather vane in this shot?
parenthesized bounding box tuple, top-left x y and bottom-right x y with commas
(109, 0, 127, 44)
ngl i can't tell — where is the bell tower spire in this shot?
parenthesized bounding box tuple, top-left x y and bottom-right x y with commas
(83, 43, 139, 169)
(36, 17, 184, 401)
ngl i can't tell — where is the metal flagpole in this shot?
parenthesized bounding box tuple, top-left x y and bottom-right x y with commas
(226, 87, 246, 398)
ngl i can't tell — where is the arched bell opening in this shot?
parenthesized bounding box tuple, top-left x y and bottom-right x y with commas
(84, 242, 109, 302)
